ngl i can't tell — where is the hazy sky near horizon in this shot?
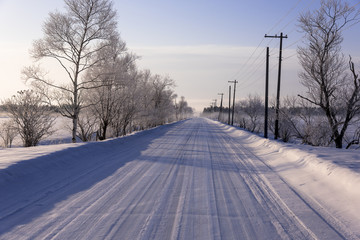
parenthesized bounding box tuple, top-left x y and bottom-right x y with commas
(0, 0, 360, 111)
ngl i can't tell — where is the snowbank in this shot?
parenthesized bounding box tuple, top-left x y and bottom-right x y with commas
(212, 120, 360, 235)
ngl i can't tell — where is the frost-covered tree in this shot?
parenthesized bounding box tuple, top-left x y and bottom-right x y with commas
(23, 0, 119, 143)
(77, 109, 97, 142)
(3, 90, 55, 147)
(178, 96, 193, 120)
(239, 94, 263, 133)
(85, 36, 132, 140)
(135, 71, 176, 128)
(110, 65, 140, 137)
(298, 0, 360, 148)
(151, 75, 176, 125)
(136, 70, 154, 128)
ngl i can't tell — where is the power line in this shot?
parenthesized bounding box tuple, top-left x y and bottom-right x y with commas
(283, 52, 298, 61)
(237, 42, 282, 91)
(234, 39, 277, 87)
(266, 0, 303, 34)
(238, 48, 267, 81)
(224, 0, 319, 110)
(277, 0, 317, 35)
(241, 60, 278, 91)
(229, 0, 303, 81)
(238, 46, 281, 92)
(284, 38, 302, 49)
(232, 0, 303, 82)
(230, 38, 266, 80)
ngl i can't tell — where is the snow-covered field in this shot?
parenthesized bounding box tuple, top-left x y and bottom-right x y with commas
(1, 118, 359, 239)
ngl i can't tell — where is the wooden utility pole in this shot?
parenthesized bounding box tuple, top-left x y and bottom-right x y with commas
(264, 47, 269, 138)
(228, 86, 231, 125)
(213, 99, 217, 108)
(228, 80, 238, 126)
(218, 93, 224, 121)
(265, 32, 287, 139)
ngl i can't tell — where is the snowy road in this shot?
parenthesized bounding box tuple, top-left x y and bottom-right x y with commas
(0, 118, 355, 239)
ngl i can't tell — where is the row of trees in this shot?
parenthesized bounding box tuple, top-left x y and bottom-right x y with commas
(1, 81, 192, 147)
(204, 0, 360, 149)
(204, 93, 360, 149)
(1, 0, 193, 147)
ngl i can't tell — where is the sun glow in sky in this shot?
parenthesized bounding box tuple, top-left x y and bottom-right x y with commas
(0, 0, 359, 111)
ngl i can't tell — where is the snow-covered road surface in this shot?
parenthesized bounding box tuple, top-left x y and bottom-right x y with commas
(0, 118, 358, 239)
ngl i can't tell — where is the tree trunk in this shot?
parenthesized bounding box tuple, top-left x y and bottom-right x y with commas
(72, 116, 77, 143)
(122, 124, 127, 136)
(334, 136, 343, 148)
(101, 123, 108, 140)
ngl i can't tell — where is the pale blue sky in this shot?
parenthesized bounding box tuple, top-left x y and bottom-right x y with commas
(1, 0, 359, 111)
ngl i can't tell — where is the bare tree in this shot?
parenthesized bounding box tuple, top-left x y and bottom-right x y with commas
(3, 90, 55, 147)
(298, 0, 360, 148)
(276, 96, 330, 144)
(345, 127, 360, 149)
(23, 0, 119, 143)
(240, 94, 263, 133)
(0, 120, 17, 148)
(77, 110, 97, 142)
(295, 98, 333, 146)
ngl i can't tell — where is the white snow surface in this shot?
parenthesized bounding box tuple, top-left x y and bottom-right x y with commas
(0, 117, 360, 239)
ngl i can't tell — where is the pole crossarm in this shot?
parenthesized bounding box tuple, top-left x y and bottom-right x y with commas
(264, 34, 288, 39)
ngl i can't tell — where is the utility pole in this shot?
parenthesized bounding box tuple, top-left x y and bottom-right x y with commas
(213, 99, 217, 108)
(265, 32, 287, 139)
(211, 99, 217, 115)
(228, 80, 238, 126)
(218, 93, 224, 121)
(210, 101, 215, 113)
(264, 47, 269, 138)
(228, 85, 231, 125)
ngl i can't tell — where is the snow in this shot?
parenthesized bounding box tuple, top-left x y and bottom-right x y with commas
(215, 120, 360, 237)
(1, 118, 360, 239)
